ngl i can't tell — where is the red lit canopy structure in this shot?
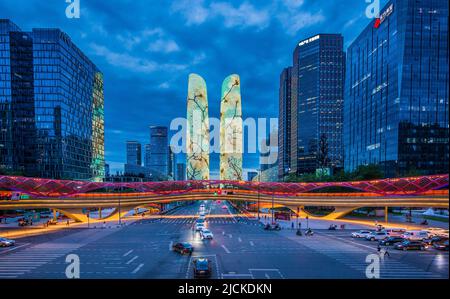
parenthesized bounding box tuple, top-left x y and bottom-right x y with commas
(0, 174, 448, 198)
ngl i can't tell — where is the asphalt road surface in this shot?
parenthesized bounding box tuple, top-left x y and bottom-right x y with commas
(0, 201, 448, 279)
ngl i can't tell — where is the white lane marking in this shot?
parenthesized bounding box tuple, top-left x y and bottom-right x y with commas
(169, 241, 173, 251)
(126, 256, 139, 265)
(123, 250, 133, 257)
(265, 273, 270, 279)
(132, 263, 144, 274)
(222, 273, 254, 278)
(222, 231, 225, 235)
(221, 245, 231, 254)
(0, 243, 30, 255)
(250, 241, 254, 246)
(238, 237, 242, 242)
(319, 233, 381, 251)
(228, 234, 232, 238)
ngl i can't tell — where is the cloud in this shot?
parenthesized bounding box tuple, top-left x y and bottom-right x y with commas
(90, 43, 187, 73)
(171, 0, 209, 25)
(147, 39, 180, 53)
(210, 2, 270, 29)
(171, 0, 322, 34)
(278, 11, 325, 35)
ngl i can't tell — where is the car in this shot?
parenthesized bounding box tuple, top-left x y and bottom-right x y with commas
(200, 229, 213, 239)
(365, 231, 389, 241)
(379, 236, 405, 246)
(426, 228, 449, 238)
(395, 240, 427, 251)
(402, 230, 429, 241)
(195, 223, 205, 231)
(423, 236, 448, 246)
(433, 240, 449, 251)
(193, 258, 212, 278)
(351, 230, 372, 238)
(172, 242, 193, 255)
(221, 205, 227, 209)
(384, 228, 406, 237)
(0, 237, 15, 247)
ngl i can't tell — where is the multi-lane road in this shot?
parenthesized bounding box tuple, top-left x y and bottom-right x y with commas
(0, 201, 448, 279)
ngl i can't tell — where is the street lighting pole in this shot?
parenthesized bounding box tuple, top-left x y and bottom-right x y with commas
(271, 193, 274, 224)
(257, 167, 260, 220)
(118, 191, 122, 226)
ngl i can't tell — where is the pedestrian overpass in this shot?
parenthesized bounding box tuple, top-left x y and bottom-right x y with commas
(0, 174, 448, 222)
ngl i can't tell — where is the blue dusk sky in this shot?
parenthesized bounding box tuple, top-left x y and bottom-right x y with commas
(0, 0, 387, 177)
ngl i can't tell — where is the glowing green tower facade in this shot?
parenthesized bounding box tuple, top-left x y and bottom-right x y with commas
(186, 74, 210, 180)
(220, 74, 243, 181)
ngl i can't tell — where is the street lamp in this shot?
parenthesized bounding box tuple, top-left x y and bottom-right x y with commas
(119, 190, 122, 225)
(257, 167, 261, 221)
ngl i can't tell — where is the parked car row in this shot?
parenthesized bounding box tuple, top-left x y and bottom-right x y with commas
(351, 228, 449, 251)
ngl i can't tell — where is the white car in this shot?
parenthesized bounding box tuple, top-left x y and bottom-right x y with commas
(426, 228, 449, 237)
(200, 229, 213, 239)
(195, 223, 205, 231)
(365, 231, 389, 241)
(0, 237, 15, 247)
(351, 230, 372, 238)
(402, 230, 429, 241)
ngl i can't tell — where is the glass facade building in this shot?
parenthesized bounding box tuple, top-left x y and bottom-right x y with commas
(291, 34, 345, 175)
(148, 126, 168, 176)
(344, 0, 449, 176)
(126, 141, 142, 166)
(278, 67, 292, 179)
(176, 162, 186, 181)
(0, 20, 105, 181)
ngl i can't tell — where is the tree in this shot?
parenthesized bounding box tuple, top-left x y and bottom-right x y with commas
(353, 164, 383, 180)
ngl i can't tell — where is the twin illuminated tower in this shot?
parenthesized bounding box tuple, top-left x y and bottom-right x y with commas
(186, 74, 243, 181)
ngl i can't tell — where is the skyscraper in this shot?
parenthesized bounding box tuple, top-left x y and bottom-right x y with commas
(278, 67, 292, 179)
(186, 73, 209, 180)
(176, 163, 186, 181)
(344, 0, 449, 176)
(220, 74, 243, 181)
(148, 126, 169, 177)
(290, 34, 345, 175)
(126, 141, 142, 166)
(168, 146, 177, 180)
(0, 20, 105, 181)
(144, 144, 151, 168)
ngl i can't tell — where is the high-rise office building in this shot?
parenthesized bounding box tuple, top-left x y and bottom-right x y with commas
(220, 74, 243, 181)
(0, 20, 105, 181)
(168, 146, 176, 180)
(290, 34, 345, 175)
(176, 163, 186, 181)
(148, 126, 168, 176)
(278, 67, 292, 179)
(144, 144, 151, 168)
(186, 73, 210, 180)
(126, 141, 142, 166)
(260, 131, 279, 182)
(344, 0, 449, 176)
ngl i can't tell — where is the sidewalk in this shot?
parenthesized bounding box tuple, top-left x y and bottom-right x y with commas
(250, 211, 446, 231)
